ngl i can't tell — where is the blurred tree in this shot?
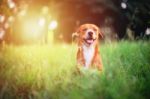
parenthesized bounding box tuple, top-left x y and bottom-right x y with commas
(0, 0, 12, 16)
(123, 0, 150, 39)
(0, 0, 13, 44)
(1, 0, 150, 44)
(53, 0, 150, 41)
(52, 0, 125, 42)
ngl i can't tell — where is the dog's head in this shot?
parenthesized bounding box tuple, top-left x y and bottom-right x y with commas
(73, 24, 103, 46)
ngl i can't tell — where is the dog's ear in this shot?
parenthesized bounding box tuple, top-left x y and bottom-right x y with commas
(98, 28, 104, 39)
(99, 31, 104, 38)
(72, 27, 81, 41)
(72, 32, 79, 41)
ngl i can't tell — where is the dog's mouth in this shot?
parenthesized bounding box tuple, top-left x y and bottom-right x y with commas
(84, 38, 96, 45)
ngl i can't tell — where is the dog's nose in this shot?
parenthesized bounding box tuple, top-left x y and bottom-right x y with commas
(88, 31, 93, 36)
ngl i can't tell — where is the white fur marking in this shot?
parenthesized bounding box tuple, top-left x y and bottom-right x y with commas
(82, 44, 95, 68)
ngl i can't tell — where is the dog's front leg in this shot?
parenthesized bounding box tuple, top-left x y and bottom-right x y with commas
(92, 55, 103, 71)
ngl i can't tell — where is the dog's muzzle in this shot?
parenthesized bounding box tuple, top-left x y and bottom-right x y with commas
(83, 31, 96, 45)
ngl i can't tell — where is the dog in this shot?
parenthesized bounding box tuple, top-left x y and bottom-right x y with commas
(73, 24, 103, 72)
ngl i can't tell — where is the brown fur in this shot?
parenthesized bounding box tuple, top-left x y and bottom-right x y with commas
(74, 24, 103, 71)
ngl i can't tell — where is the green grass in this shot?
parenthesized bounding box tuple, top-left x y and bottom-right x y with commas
(0, 41, 150, 99)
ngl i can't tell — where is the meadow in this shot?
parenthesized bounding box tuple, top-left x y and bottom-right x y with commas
(0, 41, 150, 99)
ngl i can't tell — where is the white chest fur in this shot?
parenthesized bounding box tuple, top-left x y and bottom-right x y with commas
(82, 45, 95, 68)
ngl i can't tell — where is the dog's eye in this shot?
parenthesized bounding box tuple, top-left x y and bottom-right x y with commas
(82, 28, 87, 31)
(93, 28, 97, 32)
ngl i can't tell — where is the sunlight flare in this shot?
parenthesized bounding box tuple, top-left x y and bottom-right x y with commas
(48, 20, 58, 30)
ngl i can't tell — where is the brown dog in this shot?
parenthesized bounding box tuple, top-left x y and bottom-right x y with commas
(73, 24, 103, 71)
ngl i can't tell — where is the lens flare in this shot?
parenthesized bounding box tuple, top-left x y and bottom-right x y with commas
(121, 2, 127, 9)
(8, 0, 15, 9)
(48, 20, 58, 30)
(0, 15, 5, 23)
(22, 18, 42, 38)
(38, 18, 45, 27)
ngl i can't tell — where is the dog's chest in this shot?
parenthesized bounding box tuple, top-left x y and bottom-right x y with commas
(82, 45, 95, 68)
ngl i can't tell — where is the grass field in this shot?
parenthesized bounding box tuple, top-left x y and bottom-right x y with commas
(0, 41, 150, 99)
